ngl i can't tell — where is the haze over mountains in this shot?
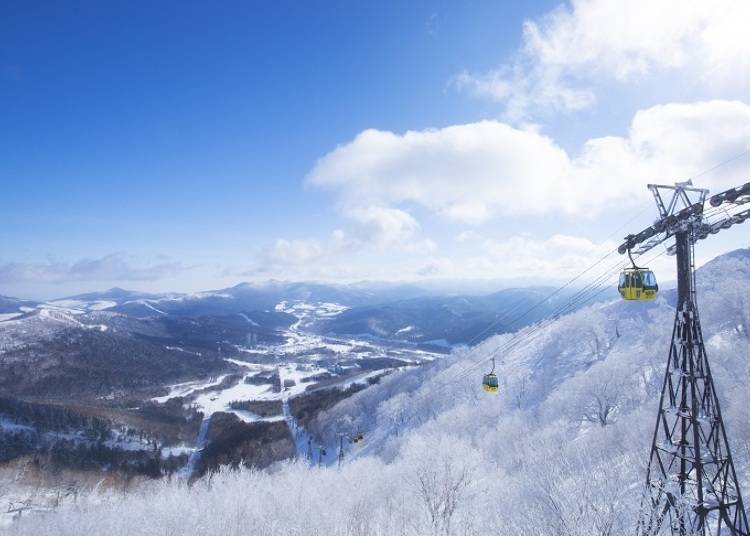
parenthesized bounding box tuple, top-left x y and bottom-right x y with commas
(1, 280, 610, 345)
(0, 279, 605, 403)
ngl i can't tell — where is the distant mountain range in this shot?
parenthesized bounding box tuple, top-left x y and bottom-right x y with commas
(311, 286, 618, 345)
(0, 280, 620, 347)
(0, 280, 618, 396)
(0, 295, 38, 315)
(15, 281, 436, 318)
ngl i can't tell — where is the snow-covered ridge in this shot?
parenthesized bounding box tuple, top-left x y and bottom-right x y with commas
(48, 299, 117, 311)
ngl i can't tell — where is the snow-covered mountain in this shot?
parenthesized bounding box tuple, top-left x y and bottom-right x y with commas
(4, 247, 750, 535)
(313, 286, 615, 345)
(0, 303, 297, 397)
(0, 282, 609, 348)
(0, 296, 38, 321)
(49, 281, 437, 318)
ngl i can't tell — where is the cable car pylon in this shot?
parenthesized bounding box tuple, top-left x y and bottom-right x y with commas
(619, 180, 750, 535)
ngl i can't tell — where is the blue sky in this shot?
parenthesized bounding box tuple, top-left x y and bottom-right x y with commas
(3, 0, 750, 299)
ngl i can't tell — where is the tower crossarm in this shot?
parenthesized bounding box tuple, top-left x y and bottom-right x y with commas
(617, 202, 704, 255)
(619, 181, 750, 257)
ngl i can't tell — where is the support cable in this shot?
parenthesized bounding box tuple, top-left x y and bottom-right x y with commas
(461, 206, 651, 347)
(383, 248, 666, 419)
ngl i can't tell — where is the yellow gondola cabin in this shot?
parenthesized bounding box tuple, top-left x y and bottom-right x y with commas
(482, 357, 499, 393)
(618, 268, 658, 301)
(482, 373, 499, 393)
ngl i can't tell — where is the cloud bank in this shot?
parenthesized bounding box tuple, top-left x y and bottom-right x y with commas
(307, 101, 750, 225)
(454, 0, 750, 119)
(0, 254, 183, 284)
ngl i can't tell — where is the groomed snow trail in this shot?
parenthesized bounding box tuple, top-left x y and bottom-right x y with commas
(180, 417, 211, 479)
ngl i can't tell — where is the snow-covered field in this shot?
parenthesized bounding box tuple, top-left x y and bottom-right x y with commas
(48, 299, 117, 311)
(275, 300, 349, 318)
(190, 377, 275, 421)
(153, 361, 350, 424)
(142, 301, 443, 479)
(151, 375, 231, 404)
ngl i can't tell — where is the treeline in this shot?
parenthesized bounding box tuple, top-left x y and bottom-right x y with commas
(288, 383, 369, 428)
(0, 397, 110, 440)
(0, 428, 187, 477)
(0, 397, 188, 477)
(0, 429, 37, 462)
(1, 328, 229, 398)
(228, 399, 282, 417)
(244, 370, 281, 392)
(195, 413, 294, 477)
(46, 439, 186, 477)
(137, 398, 203, 426)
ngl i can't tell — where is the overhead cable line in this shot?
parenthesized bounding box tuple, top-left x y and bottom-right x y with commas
(463, 205, 651, 348)
(690, 148, 750, 181)
(389, 248, 665, 417)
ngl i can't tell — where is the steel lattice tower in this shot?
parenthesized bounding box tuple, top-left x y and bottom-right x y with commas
(639, 231, 748, 535)
(619, 181, 750, 535)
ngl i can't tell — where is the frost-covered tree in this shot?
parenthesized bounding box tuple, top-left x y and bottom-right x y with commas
(574, 360, 632, 427)
(401, 435, 479, 536)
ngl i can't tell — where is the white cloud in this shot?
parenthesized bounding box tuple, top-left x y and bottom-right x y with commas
(254, 228, 362, 271)
(454, 0, 750, 119)
(307, 100, 750, 225)
(418, 233, 618, 281)
(346, 206, 418, 245)
(456, 230, 481, 243)
(0, 254, 183, 284)
(251, 232, 619, 282)
(308, 121, 570, 224)
(252, 207, 435, 278)
(482, 234, 615, 278)
(260, 238, 326, 266)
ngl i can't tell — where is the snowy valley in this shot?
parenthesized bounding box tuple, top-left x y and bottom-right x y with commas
(0, 281, 584, 528)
